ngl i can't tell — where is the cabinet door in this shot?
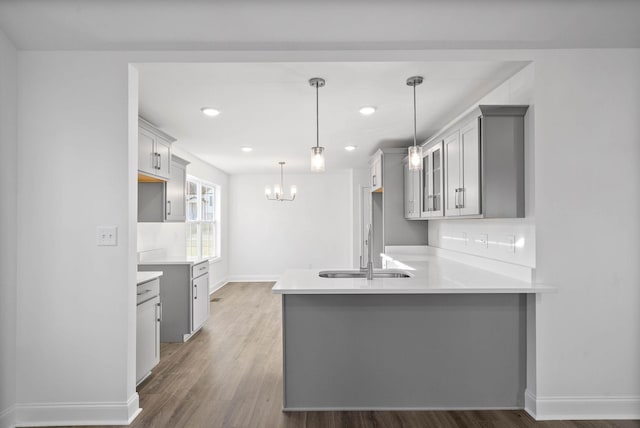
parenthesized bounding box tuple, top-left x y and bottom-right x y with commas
(136, 296, 160, 383)
(154, 137, 172, 180)
(403, 163, 411, 218)
(165, 161, 186, 222)
(420, 152, 432, 217)
(430, 143, 444, 217)
(138, 127, 156, 176)
(371, 157, 381, 192)
(460, 119, 481, 216)
(411, 166, 421, 219)
(191, 273, 210, 332)
(444, 131, 461, 216)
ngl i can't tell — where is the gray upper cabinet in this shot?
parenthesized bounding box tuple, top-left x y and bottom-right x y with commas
(139, 155, 190, 223)
(441, 105, 527, 219)
(165, 156, 189, 222)
(138, 117, 176, 181)
(404, 105, 528, 220)
(370, 150, 383, 192)
(445, 119, 481, 217)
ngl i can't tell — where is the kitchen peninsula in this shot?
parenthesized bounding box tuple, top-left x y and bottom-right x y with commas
(273, 248, 552, 410)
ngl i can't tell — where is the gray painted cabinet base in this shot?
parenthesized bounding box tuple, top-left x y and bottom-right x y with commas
(282, 293, 525, 410)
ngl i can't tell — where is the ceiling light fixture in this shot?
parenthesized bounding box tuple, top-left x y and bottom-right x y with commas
(359, 106, 376, 116)
(344, 145, 357, 152)
(406, 76, 424, 171)
(309, 77, 326, 172)
(201, 107, 220, 117)
(241, 147, 253, 152)
(265, 162, 296, 202)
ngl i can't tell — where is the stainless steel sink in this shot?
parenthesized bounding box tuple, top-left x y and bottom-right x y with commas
(318, 269, 412, 279)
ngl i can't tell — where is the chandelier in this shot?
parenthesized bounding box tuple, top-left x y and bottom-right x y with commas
(265, 162, 296, 202)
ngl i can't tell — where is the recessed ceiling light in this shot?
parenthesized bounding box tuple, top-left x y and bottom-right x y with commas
(241, 147, 253, 152)
(201, 107, 220, 117)
(345, 145, 357, 152)
(359, 106, 376, 116)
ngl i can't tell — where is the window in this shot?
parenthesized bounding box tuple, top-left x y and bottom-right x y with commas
(186, 177, 220, 259)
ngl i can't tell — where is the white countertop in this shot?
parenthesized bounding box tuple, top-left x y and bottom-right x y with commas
(272, 253, 554, 295)
(137, 257, 210, 266)
(137, 271, 163, 284)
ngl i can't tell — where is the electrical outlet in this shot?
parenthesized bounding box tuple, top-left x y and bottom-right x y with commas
(501, 235, 516, 253)
(471, 233, 488, 249)
(97, 226, 118, 246)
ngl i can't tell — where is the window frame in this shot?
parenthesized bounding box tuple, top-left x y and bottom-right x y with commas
(186, 175, 221, 261)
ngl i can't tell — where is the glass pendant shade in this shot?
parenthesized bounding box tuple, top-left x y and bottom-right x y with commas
(408, 145, 423, 171)
(290, 185, 297, 196)
(310, 146, 325, 172)
(265, 186, 271, 196)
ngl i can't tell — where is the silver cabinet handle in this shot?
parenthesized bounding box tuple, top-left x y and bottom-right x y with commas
(459, 187, 465, 209)
(137, 289, 152, 296)
(454, 188, 460, 208)
(167, 200, 172, 216)
(194, 284, 198, 300)
(157, 153, 162, 170)
(372, 175, 377, 187)
(157, 302, 162, 322)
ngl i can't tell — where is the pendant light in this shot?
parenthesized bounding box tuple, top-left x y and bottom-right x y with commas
(265, 162, 296, 202)
(309, 77, 326, 172)
(406, 76, 424, 171)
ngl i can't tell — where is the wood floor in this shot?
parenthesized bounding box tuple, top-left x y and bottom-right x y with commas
(61, 282, 637, 428)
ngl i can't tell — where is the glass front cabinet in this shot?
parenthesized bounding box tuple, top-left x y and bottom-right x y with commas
(421, 141, 445, 218)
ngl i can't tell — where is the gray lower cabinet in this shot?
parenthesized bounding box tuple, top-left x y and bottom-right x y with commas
(136, 281, 160, 384)
(138, 155, 189, 222)
(138, 261, 210, 342)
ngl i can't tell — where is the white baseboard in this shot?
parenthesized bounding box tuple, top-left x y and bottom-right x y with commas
(209, 277, 229, 295)
(524, 389, 537, 419)
(283, 406, 521, 412)
(226, 275, 280, 283)
(14, 393, 140, 427)
(0, 406, 15, 428)
(525, 391, 640, 420)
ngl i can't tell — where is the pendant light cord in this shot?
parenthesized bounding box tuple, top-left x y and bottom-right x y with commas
(316, 83, 320, 149)
(413, 83, 417, 147)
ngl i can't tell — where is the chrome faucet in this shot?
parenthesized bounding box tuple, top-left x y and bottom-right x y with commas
(366, 224, 374, 280)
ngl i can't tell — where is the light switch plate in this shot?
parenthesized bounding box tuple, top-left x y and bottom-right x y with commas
(97, 226, 118, 246)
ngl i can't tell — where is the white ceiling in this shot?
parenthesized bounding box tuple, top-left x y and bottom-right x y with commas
(0, 1, 639, 50)
(137, 61, 527, 174)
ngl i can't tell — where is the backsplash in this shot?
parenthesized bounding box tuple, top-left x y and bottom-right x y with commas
(427, 219, 535, 267)
(137, 222, 187, 257)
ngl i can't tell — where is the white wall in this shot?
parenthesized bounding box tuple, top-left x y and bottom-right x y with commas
(137, 146, 230, 291)
(0, 28, 17, 428)
(530, 50, 640, 418)
(7, 48, 640, 426)
(15, 52, 138, 425)
(351, 168, 370, 267)
(229, 170, 353, 279)
(427, 64, 536, 267)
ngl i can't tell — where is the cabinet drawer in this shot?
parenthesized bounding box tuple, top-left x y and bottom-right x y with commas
(192, 261, 209, 278)
(136, 278, 160, 305)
